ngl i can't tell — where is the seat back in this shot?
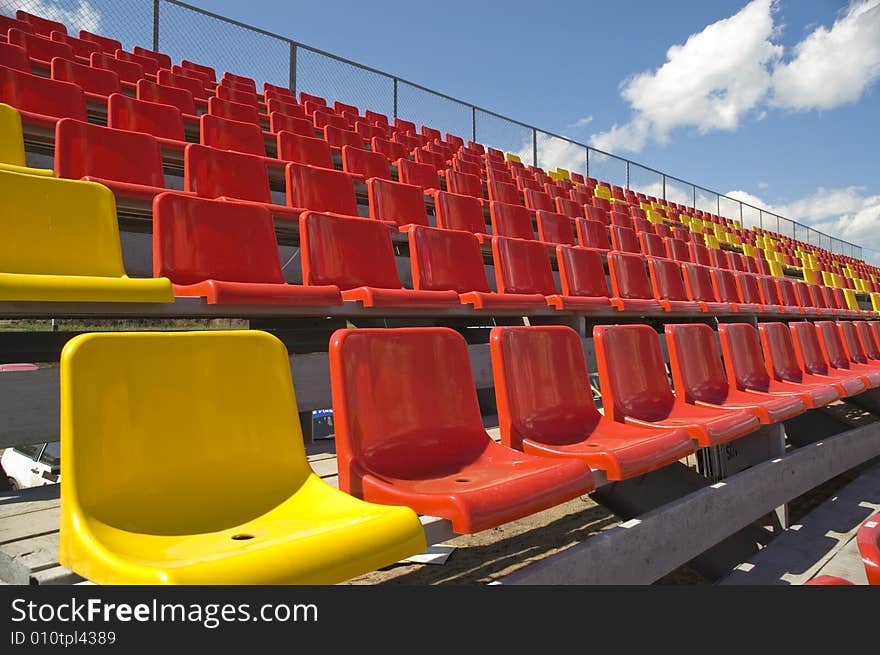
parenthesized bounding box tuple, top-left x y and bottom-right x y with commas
(287, 163, 357, 215)
(184, 143, 270, 203)
(555, 197, 582, 219)
(89, 52, 144, 84)
(524, 189, 553, 212)
(837, 321, 868, 364)
(80, 31, 122, 54)
(432, 191, 485, 234)
(61, 330, 310, 534)
(758, 275, 783, 306)
(50, 56, 119, 97)
(269, 111, 312, 135)
(153, 193, 284, 285)
(536, 210, 575, 245)
(665, 237, 690, 263)
(131, 45, 172, 69)
(342, 145, 390, 180)
(0, 42, 30, 72)
(794, 281, 816, 310)
(491, 326, 601, 449)
(267, 97, 306, 119)
(0, 102, 26, 166)
(16, 10, 66, 36)
(408, 225, 490, 293)
(711, 268, 740, 304)
(736, 272, 763, 305)
(491, 236, 556, 295)
(181, 59, 216, 82)
(665, 324, 731, 404)
(200, 114, 265, 156)
(276, 131, 333, 169)
(489, 201, 535, 240)
(0, 66, 86, 121)
(648, 256, 690, 302)
(157, 69, 208, 101)
(0, 169, 125, 278)
(638, 231, 666, 258)
(718, 323, 771, 391)
(593, 324, 675, 422)
(556, 245, 610, 298)
(395, 157, 438, 190)
(814, 321, 853, 369)
(329, 327, 491, 487)
(136, 79, 195, 115)
(367, 178, 429, 227)
(8, 29, 74, 63)
(681, 263, 716, 303)
(584, 205, 608, 224)
(55, 119, 164, 188)
(576, 219, 610, 250)
(371, 137, 407, 161)
(324, 125, 362, 150)
(445, 169, 482, 199)
(414, 147, 446, 172)
(758, 323, 806, 383)
(487, 178, 521, 205)
(608, 251, 653, 300)
(789, 322, 831, 375)
(107, 93, 185, 142)
(688, 242, 711, 266)
(610, 225, 640, 253)
(300, 211, 401, 290)
(208, 96, 260, 125)
(117, 49, 159, 75)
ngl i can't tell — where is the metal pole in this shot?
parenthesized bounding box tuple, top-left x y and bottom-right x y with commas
(692, 187, 696, 210)
(152, 0, 160, 51)
(662, 174, 666, 201)
(532, 129, 537, 168)
(471, 106, 476, 142)
(716, 195, 720, 216)
(759, 210, 763, 229)
(625, 161, 630, 190)
(288, 42, 297, 96)
(393, 78, 398, 119)
(739, 202, 743, 224)
(585, 148, 590, 178)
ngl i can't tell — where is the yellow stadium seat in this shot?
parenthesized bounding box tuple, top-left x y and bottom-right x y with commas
(742, 243, 756, 258)
(505, 152, 521, 164)
(0, 103, 53, 177)
(646, 209, 664, 224)
(732, 220, 742, 230)
(704, 234, 720, 249)
(768, 261, 785, 278)
(802, 268, 818, 284)
(872, 293, 880, 313)
(59, 330, 427, 584)
(555, 167, 570, 179)
(842, 288, 860, 312)
(594, 185, 612, 200)
(640, 202, 653, 212)
(821, 271, 836, 287)
(0, 170, 173, 303)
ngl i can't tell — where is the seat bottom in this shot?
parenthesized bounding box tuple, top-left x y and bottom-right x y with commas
(0, 273, 173, 303)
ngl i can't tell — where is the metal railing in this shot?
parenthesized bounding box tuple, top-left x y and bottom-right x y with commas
(2, 0, 863, 259)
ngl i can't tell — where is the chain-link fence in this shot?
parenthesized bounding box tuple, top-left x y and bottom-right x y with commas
(0, 0, 864, 259)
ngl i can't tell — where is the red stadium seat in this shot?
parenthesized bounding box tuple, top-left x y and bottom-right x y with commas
(367, 178, 429, 228)
(0, 15, 33, 37)
(395, 157, 439, 191)
(536, 210, 575, 245)
(554, 245, 613, 310)
(681, 263, 733, 313)
(185, 144, 300, 222)
(107, 93, 186, 147)
(90, 52, 144, 87)
(647, 257, 701, 313)
(594, 324, 760, 446)
(276, 131, 333, 169)
(756, 275, 790, 314)
(709, 248, 730, 270)
(575, 219, 611, 251)
(610, 225, 640, 253)
(269, 111, 312, 136)
(7, 29, 73, 66)
(710, 267, 747, 312)
(49, 32, 101, 62)
(342, 145, 390, 180)
(329, 326, 595, 533)
(153, 192, 341, 306)
(555, 197, 583, 219)
(490, 237, 567, 308)
(286, 162, 358, 216)
(199, 114, 266, 157)
(814, 321, 880, 388)
(158, 69, 210, 101)
(445, 169, 482, 199)
(79, 30, 122, 55)
(489, 201, 535, 241)
(312, 108, 348, 131)
(267, 97, 306, 119)
(0, 66, 86, 130)
(524, 189, 553, 212)
(408, 225, 541, 309)
(835, 321, 880, 384)
(115, 49, 160, 76)
(733, 272, 766, 312)
(666, 324, 806, 423)
(50, 56, 119, 99)
(414, 147, 446, 172)
(324, 124, 362, 150)
(55, 118, 167, 203)
(490, 326, 695, 480)
(300, 212, 458, 307)
(354, 120, 385, 142)
(794, 281, 821, 315)
(638, 231, 666, 258)
(207, 96, 260, 125)
(431, 190, 487, 236)
(0, 42, 30, 71)
(774, 278, 805, 314)
(16, 10, 65, 36)
(855, 321, 880, 363)
(607, 251, 663, 313)
(136, 79, 196, 117)
(689, 241, 711, 266)
(371, 136, 407, 161)
(787, 322, 867, 397)
(132, 46, 172, 70)
(222, 72, 256, 93)
(718, 323, 836, 409)
(180, 59, 216, 83)
(664, 237, 691, 263)
(487, 178, 521, 205)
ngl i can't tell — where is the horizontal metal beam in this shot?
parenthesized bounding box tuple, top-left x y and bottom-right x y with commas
(498, 420, 880, 585)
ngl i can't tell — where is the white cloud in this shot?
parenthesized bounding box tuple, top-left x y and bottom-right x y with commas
(758, 181, 769, 189)
(513, 132, 588, 174)
(771, 0, 880, 110)
(591, 0, 781, 153)
(26, 0, 102, 33)
(570, 116, 593, 129)
(590, 0, 880, 153)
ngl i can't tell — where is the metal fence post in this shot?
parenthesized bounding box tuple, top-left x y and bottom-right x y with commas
(739, 202, 743, 224)
(692, 187, 696, 210)
(585, 148, 590, 178)
(759, 210, 763, 229)
(471, 106, 476, 142)
(625, 161, 630, 190)
(288, 42, 297, 95)
(153, 0, 160, 51)
(716, 195, 720, 216)
(662, 174, 666, 201)
(393, 78, 398, 119)
(532, 129, 537, 168)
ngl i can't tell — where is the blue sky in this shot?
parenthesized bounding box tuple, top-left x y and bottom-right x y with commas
(12, 0, 880, 260)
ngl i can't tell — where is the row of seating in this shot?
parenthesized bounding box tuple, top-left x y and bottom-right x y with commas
(58, 320, 880, 582)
